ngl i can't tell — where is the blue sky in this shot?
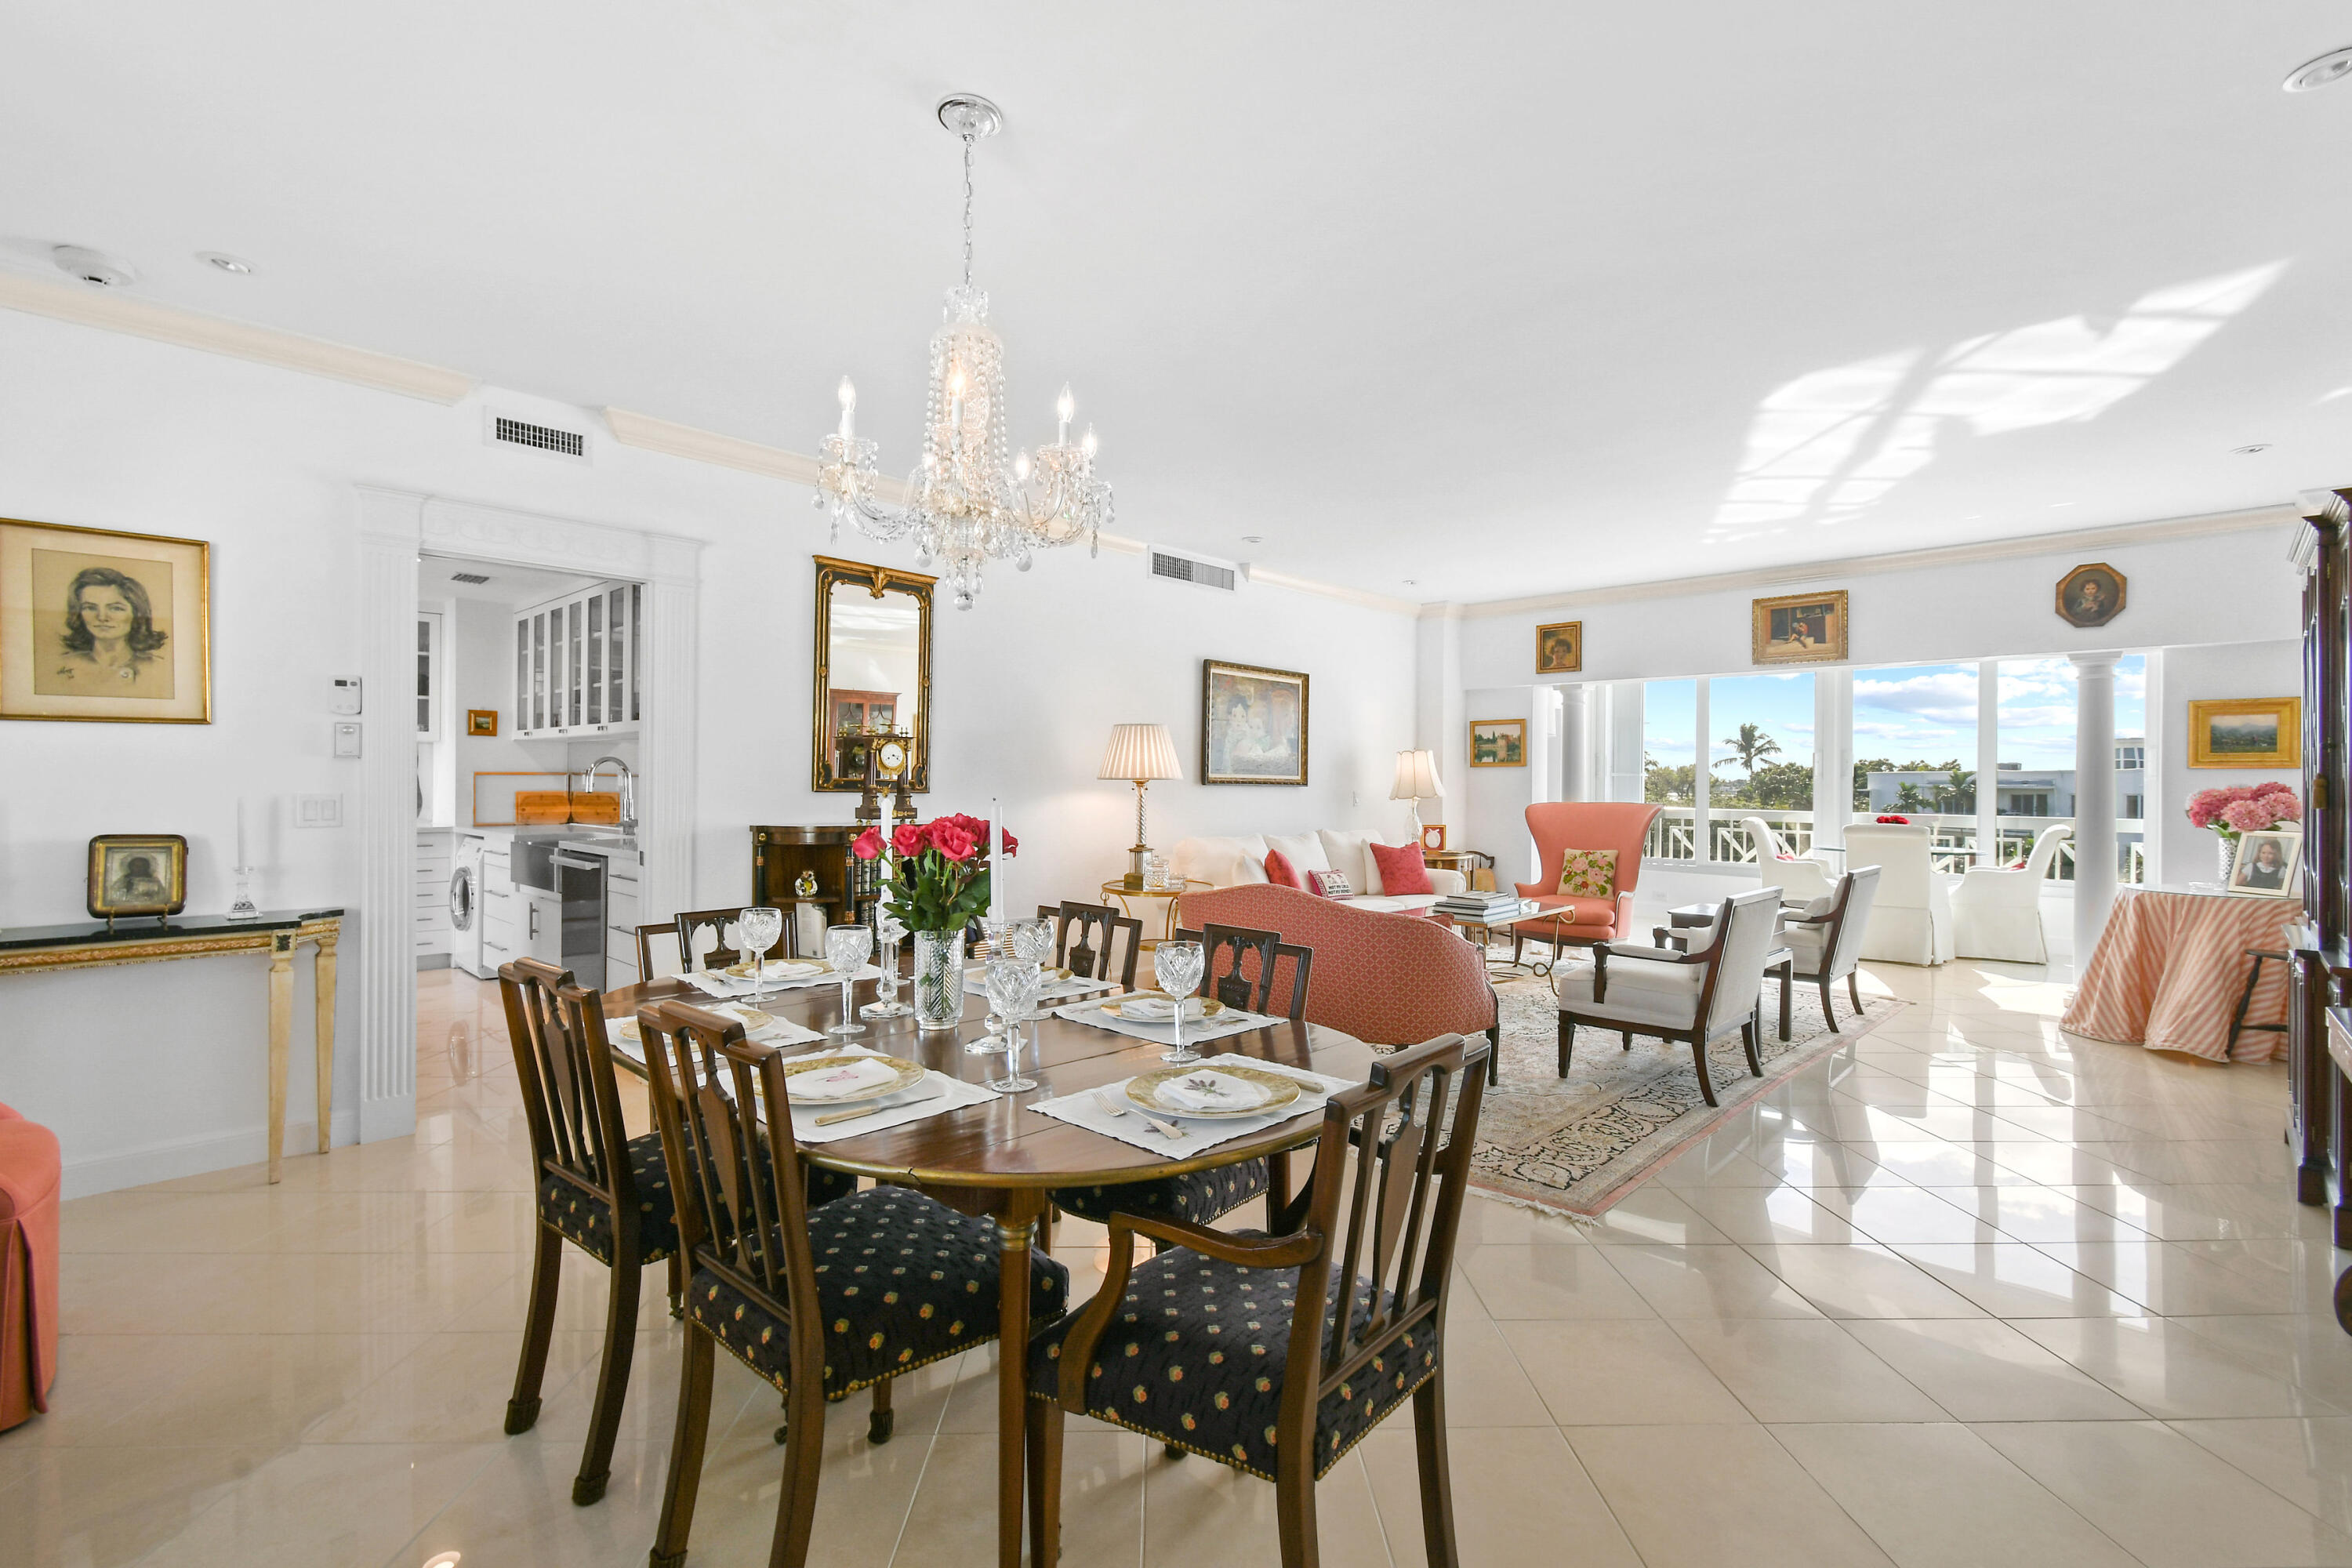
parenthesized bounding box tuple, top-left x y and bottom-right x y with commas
(1644, 656, 2147, 773)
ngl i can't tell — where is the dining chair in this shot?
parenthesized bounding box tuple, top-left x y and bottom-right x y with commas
(1036, 900, 1142, 990)
(1779, 866, 1882, 1030)
(1172, 921, 1315, 1018)
(1027, 1032, 1492, 1568)
(637, 999, 1069, 1568)
(497, 957, 679, 1507)
(1553, 887, 1783, 1106)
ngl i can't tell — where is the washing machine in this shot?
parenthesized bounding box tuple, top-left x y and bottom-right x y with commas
(449, 833, 495, 978)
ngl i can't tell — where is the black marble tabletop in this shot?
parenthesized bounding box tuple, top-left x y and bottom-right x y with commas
(0, 908, 345, 952)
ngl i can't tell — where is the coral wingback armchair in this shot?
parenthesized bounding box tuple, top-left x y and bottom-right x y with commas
(1177, 884, 1501, 1080)
(0, 1100, 60, 1433)
(1508, 802, 1662, 964)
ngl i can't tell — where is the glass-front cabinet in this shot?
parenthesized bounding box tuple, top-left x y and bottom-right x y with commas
(512, 579, 643, 739)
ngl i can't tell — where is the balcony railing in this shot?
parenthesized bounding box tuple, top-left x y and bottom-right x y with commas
(1642, 807, 2146, 884)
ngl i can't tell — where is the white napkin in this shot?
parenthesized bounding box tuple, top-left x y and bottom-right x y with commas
(786, 1057, 902, 1102)
(1154, 1069, 1272, 1113)
(1028, 1054, 1355, 1157)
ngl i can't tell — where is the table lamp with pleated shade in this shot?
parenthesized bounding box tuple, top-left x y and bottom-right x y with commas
(1100, 723, 1183, 889)
(1390, 748, 1445, 845)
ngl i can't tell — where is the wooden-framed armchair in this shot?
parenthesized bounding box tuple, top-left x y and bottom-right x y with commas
(1554, 887, 1784, 1106)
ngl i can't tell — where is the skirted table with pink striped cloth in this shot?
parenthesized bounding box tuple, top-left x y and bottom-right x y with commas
(2062, 885, 2299, 1062)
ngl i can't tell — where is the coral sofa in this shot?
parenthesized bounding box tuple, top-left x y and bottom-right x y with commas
(1169, 828, 1466, 914)
(1508, 802, 1662, 960)
(0, 1100, 60, 1432)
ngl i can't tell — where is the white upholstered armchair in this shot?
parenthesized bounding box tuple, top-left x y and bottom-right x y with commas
(1840, 822, 1955, 966)
(1952, 823, 2071, 964)
(1740, 815, 1837, 905)
(1554, 887, 1784, 1106)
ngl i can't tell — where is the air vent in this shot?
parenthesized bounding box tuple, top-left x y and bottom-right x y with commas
(449, 572, 491, 585)
(1149, 547, 1240, 592)
(482, 409, 590, 463)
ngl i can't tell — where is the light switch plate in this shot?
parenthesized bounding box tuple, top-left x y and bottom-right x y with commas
(332, 721, 361, 758)
(329, 676, 362, 716)
(295, 793, 343, 828)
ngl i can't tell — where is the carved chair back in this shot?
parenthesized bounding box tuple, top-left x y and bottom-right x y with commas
(1037, 901, 1142, 990)
(1171, 922, 1314, 1018)
(498, 957, 637, 1226)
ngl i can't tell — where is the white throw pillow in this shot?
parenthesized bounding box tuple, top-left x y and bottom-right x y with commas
(1264, 832, 1331, 880)
(1316, 829, 1387, 895)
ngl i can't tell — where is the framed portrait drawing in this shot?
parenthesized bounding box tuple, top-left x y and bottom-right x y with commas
(2227, 828, 2300, 898)
(87, 833, 187, 921)
(2188, 697, 2301, 769)
(1201, 659, 1308, 785)
(1536, 621, 1582, 674)
(466, 709, 499, 736)
(2056, 562, 2127, 628)
(1, 518, 210, 724)
(1751, 590, 1847, 666)
(1470, 718, 1526, 768)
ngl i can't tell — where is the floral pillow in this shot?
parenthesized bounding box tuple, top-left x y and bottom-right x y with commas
(1555, 848, 1617, 900)
(1307, 869, 1353, 899)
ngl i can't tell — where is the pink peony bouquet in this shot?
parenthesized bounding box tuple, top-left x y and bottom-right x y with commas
(2187, 782, 2300, 839)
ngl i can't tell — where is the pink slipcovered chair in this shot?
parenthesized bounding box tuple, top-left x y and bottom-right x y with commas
(0, 1099, 60, 1433)
(1507, 802, 1663, 964)
(1177, 884, 1501, 1081)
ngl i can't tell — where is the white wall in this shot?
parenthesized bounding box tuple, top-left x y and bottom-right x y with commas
(0, 309, 1417, 1191)
(2152, 638, 2302, 883)
(1462, 687, 1539, 885)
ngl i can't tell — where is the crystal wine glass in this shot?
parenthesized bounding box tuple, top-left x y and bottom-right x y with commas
(976, 913, 1015, 963)
(1153, 940, 1207, 1065)
(1007, 916, 1058, 1052)
(823, 924, 872, 1036)
(862, 908, 911, 1019)
(737, 906, 783, 998)
(982, 959, 1044, 1091)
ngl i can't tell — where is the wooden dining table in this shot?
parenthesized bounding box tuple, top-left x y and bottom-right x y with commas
(601, 967, 1377, 1568)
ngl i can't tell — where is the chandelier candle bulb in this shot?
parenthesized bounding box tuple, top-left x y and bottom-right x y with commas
(837, 377, 855, 439)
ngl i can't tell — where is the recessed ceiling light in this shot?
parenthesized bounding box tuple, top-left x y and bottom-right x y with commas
(51, 244, 135, 288)
(2231, 442, 2273, 454)
(198, 252, 254, 274)
(1240, 535, 1263, 545)
(422, 1555, 462, 1568)
(2285, 47, 2352, 92)
(1402, 579, 1417, 586)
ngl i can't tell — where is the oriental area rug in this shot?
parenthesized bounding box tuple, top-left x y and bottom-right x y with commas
(1465, 963, 1905, 1218)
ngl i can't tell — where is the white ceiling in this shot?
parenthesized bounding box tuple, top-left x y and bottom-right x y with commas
(6, 2, 2351, 604)
(420, 555, 608, 609)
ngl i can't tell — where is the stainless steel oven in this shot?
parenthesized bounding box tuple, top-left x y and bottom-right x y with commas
(514, 837, 606, 989)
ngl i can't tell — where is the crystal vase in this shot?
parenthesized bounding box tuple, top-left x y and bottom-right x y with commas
(913, 929, 967, 1031)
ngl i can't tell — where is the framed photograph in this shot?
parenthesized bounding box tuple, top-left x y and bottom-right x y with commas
(1470, 718, 1526, 768)
(1201, 659, 1308, 786)
(2056, 562, 2127, 628)
(1751, 590, 1848, 666)
(87, 833, 188, 920)
(466, 709, 499, 736)
(1421, 822, 1447, 853)
(2227, 828, 2301, 898)
(0, 517, 211, 724)
(2188, 697, 2302, 769)
(1536, 620, 1582, 674)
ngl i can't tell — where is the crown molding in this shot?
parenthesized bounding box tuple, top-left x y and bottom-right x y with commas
(1245, 564, 1419, 615)
(0, 272, 474, 403)
(1457, 503, 2301, 619)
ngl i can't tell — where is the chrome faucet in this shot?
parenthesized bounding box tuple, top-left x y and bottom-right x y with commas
(582, 756, 637, 835)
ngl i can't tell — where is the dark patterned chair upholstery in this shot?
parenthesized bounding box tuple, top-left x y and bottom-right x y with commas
(539, 1133, 854, 1267)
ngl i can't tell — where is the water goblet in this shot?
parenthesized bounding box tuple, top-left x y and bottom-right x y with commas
(862, 908, 911, 1019)
(823, 924, 872, 1036)
(982, 960, 1044, 1091)
(1007, 916, 1058, 1051)
(736, 906, 783, 998)
(1153, 940, 1207, 1065)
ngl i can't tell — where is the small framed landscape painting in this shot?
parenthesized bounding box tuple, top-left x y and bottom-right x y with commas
(2056, 561, 2127, 628)
(87, 833, 187, 920)
(2227, 828, 2301, 898)
(466, 709, 498, 736)
(0, 517, 211, 724)
(1201, 659, 1308, 785)
(1536, 621, 1582, 674)
(1751, 589, 1847, 666)
(1470, 718, 1526, 768)
(2188, 697, 2301, 769)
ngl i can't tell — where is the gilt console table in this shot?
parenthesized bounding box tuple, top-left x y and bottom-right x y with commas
(0, 909, 343, 1183)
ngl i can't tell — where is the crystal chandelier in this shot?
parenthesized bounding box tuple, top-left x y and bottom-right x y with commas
(815, 93, 1112, 610)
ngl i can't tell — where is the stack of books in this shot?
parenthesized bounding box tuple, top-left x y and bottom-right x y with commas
(1435, 891, 1537, 924)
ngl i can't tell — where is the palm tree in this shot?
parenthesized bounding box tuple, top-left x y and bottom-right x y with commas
(1713, 722, 1781, 780)
(1894, 781, 1933, 814)
(1937, 767, 1976, 814)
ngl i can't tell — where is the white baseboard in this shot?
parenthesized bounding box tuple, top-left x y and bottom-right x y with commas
(61, 1109, 366, 1199)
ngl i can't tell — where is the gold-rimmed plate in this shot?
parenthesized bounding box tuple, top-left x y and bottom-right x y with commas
(723, 959, 829, 980)
(1124, 1064, 1303, 1120)
(616, 1007, 777, 1045)
(779, 1052, 927, 1105)
(1102, 993, 1225, 1022)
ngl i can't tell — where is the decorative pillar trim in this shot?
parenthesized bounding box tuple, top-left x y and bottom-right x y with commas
(1976, 660, 2002, 866)
(2070, 651, 2123, 968)
(1693, 677, 1712, 862)
(1812, 667, 1853, 854)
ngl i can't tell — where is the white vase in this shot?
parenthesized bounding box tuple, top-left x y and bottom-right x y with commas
(2216, 832, 2238, 885)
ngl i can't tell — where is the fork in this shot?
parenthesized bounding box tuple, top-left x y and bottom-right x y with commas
(1092, 1088, 1183, 1139)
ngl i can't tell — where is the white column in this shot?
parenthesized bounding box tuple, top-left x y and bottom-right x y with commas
(2140, 650, 2165, 887)
(1559, 684, 1591, 801)
(1693, 677, 1713, 862)
(354, 488, 423, 1147)
(2071, 652, 2122, 965)
(1609, 681, 1646, 802)
(1976, 660, 2002, 866)
(1811, 667, 1853, 853)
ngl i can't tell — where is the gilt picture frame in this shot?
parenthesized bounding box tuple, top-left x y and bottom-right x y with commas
(1470, 718, 1526, 768)
(87, 833, 188, 920)
(1201, 659, 1309, 786)
(1, 517, 211, 723)
(2056, 561, 2127, 629)
(2187, 697, 2301, 769)
(1751, 589, 1848, 666)
(1536, 620, 1583, 674)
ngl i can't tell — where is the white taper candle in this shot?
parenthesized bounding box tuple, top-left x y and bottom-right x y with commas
(989, 797, 1005, 923)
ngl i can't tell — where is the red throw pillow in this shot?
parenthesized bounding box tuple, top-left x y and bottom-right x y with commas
(1264, 848, 1305, 890)
(1369, 840, 1432, 895)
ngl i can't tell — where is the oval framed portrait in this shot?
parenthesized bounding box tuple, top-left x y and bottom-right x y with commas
(2056, 562, 2126, 628)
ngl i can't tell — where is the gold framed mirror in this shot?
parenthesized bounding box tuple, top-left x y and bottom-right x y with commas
(811, 554, 933, 793)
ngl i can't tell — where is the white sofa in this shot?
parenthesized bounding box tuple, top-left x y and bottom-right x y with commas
(1168, 829, 1466, 915)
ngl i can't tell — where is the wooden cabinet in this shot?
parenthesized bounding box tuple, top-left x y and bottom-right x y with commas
(513, 580, 641, 739)
(750, 826, 883, 957)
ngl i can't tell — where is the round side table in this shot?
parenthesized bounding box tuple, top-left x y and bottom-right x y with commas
(1099, 878, 1210, 949)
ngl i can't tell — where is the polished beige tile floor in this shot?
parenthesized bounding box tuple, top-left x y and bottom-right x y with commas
(10, 953, 2352, 1566)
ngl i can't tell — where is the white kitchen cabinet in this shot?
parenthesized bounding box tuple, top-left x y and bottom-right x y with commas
(479, 844, 517, 970)
(414, 829, 453, 965)
(512, 580, 642, 739)
(606, 871, 641, 992)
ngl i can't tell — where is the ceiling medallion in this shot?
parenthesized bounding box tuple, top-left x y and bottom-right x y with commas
(815, 93, 1112, 609)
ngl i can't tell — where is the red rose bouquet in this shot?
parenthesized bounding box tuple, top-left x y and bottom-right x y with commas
(858, 814, 1016, 933)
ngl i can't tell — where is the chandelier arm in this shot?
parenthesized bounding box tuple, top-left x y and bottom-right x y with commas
(961, 133, 975, 291)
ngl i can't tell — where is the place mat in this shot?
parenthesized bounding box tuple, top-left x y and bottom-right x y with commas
(787, 1055, 999, 1145)
(685, 963, 882, 999)
(1027, 1054, 1353, 1158)
(609, 1004, 826, 1073)
(966, 967, 1120, 1005)
(1051, 996, 1280, 1048)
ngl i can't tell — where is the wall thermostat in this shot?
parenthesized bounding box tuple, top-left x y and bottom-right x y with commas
(330, 676, 362, 716)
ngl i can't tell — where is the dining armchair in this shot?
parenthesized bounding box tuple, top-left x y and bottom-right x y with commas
(637, 1000, 1069, 1568)
(1952, 823, 2070, 964)
(1027, 1032, 1491, 1568)
(1507, 802, 1662, 964)
(1177, 921, 1315, 1018)
(1779, 866, 1882, 1029)
(1555, 887, 1783, 1106)
(1839, 822, 1955, 965)
(1035, 900, 1142, 991)
(1740, 815, 1837, 905)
